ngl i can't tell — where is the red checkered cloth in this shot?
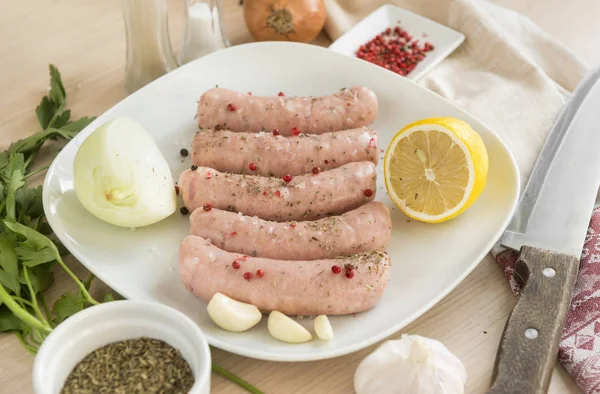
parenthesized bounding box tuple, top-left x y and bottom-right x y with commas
(496, 206, 600, 392)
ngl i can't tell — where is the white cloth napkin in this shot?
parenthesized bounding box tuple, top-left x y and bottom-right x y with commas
(325, 0, 595, 391)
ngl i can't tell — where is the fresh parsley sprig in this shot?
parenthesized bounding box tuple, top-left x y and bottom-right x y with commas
(0, 65, 102, 352)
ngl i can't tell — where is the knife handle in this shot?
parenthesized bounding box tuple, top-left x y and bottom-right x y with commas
(488, 246, 579, 394)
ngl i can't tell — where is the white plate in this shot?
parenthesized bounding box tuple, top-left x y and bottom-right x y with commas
(329, 4, 465, 81)
(43, 42, 519, 362)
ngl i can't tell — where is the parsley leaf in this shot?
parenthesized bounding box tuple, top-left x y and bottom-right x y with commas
(0, 237, 20, 295)
(15, 185, 43, 218)
(2, 154, 26, 221)
(3, 221, 60, 267)
(35, 96, 58, 130)
(52, 109, 71, 130)
(60, 116, 95, 133)
(35, 64, 66, 130)
(52, 292, 84, 324)
(103, 293, 115, 302)
(48, 64, 66, 107)
(14, 246, 56, 268)
(8, 129, 55, 156)
(45, 127, 82, 141)
(3, 153, 26, 180)
(19, 265, 54, 295)
(0, 153, 7, 178)
(0, 305, 24, 332)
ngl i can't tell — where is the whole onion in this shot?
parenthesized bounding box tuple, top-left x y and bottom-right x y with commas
(244, 0, 327, 43)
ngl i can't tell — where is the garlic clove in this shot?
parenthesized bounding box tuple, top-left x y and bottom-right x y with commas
(267, 311, 312, 344)
(314, 315, 334, 340)
(206, 293, 262, 332)
(73, 117, 176, 228)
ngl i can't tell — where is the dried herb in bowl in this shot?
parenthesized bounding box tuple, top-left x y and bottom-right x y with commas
(61, 337, 194, 394)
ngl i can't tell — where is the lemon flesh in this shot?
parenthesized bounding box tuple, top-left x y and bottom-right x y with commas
(384, 118, 488, 223)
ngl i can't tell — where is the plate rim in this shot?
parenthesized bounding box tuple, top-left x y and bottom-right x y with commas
(42, 41, 520, 362)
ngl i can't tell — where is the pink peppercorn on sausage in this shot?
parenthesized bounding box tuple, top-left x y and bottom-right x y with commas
(179, 235, 391, 315)
(190, 201, 391, 260)
(179, 162, 377, 222)
(197, 86, 378, 135)
(192, 127, 379, 177)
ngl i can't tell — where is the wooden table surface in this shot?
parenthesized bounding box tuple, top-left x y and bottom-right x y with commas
(1, 0, 599, 393)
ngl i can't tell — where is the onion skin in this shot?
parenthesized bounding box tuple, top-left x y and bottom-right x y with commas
(244, 0, 327, 43)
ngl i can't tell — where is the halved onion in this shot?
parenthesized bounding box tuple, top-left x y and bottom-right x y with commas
(73, 117, 176, 228)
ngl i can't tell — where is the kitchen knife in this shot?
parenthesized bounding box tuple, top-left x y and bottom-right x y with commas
(489, 67, 600, 394)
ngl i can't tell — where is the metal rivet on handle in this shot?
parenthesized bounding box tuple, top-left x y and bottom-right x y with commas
(542, 268, 556, 278)
(525, 328, 539, 339)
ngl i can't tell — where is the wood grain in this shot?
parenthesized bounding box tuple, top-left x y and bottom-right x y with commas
(0, 0, 597, 393)
(489, 247, 580, 394)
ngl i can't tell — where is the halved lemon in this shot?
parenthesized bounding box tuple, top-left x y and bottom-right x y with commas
(384, 117, 488, 223)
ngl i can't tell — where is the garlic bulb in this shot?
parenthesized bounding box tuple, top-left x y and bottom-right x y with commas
(354, 334, 467, 394)
(73, 117, 176, 228)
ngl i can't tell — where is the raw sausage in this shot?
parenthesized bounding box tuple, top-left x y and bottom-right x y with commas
(179, 235, 391, 315)
(179, 162, 377, 221)
(190, 201, 391, 260)
(192, 127, 379, 177)
(197, 86, 378, 135)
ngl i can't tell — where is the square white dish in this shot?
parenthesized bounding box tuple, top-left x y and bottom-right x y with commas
(43, 42, 518, 362)
(329, 4, 465, 81)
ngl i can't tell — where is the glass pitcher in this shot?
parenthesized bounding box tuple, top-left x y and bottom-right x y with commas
(122, 0, 229, 93)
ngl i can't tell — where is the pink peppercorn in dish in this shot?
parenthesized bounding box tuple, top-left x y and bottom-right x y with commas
(328, 4, 465, 81)
(356, 26, 435, 77)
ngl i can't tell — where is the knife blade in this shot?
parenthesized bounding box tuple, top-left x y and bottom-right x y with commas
(488, 67, 600, 394)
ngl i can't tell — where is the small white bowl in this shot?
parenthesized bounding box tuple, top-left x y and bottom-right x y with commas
(33, 300, 211, 394)
(329, 4, 465, 81)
